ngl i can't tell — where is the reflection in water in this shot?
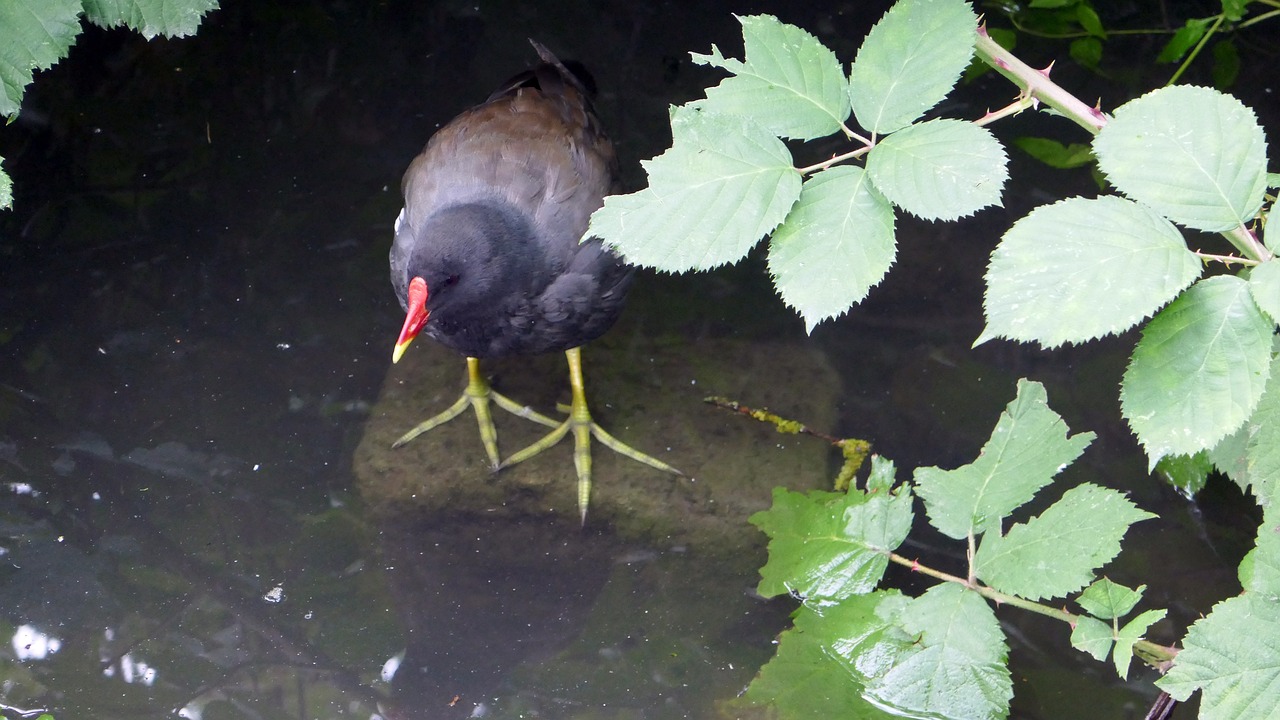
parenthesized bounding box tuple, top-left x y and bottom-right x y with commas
(102, 652, 158, 687)
(11, 625, 61, 661)
(377, 516, 615, 719)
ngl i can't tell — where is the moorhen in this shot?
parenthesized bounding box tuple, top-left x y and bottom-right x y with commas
(389, 41, 678, 522)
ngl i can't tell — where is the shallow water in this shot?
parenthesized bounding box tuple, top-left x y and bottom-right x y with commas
(1, 2, 1274, 719)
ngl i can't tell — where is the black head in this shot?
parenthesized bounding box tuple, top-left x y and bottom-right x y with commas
(392, 201, 541, 361)
(402, 202, 540, 317)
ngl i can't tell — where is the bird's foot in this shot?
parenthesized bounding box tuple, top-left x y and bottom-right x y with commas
(392, 358, 559, 469)
(500, 402, 682, 524)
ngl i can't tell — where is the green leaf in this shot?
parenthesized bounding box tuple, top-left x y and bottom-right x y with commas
(740, 612, 892, 719)
(588, 105, 801, 272)
(848, 0, 978, 134)
(1121, 275, 1273, 464)
(799, 590, 915, 686)
(1075, 3, 1105, 37)
(1093, 85, 1268, 232)
(1077, 578, 1146, 620)
(974, 483, 1154, 601)
(1075, 3, 1106, 37)
(1249, 260, 1280, 325)
(690, 15, 850, 141)
(1157, 19, 1212, 64)
(1211, 40, 1240, 89)
(915, 379, 1095, 540)
(987, 28, 1017, 49)
(865, 118, 1008, 221)
(1155, 452, 1213, 498)
(865, 454, 897, 494)
(1220, 0, 1248, 22)
(1068, 37, 1103, 71)
(1158, 593, 1280, 716)
(1240, 512, 1280, 599)
(1012, 137, 1094, 169)
(978, 196, 1201, 349)
(1113, 608, 1166, 680)
(865, 584, 1013, 720)
(767, 166, 896, 332)
(0, 0, 83, 117)
(1245, 354, 1280, 507)
(1209, 423, 1252, 495)
(750, 485, 914, 604)
(1268, 201, 1278, 252)
(1070, 615, 1114, 661)
(0, 157, 11, 210)
(82, 0, 218, 39)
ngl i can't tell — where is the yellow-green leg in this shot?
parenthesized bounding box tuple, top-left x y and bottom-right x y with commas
(392, 357, 559, 468)
(501, 347, 682, 523)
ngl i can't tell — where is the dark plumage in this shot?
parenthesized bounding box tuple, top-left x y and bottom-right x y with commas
(388, 42, 678, 523)
(390, 43, 631, 359)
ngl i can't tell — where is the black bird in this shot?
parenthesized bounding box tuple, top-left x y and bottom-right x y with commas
(389, 41, 679, 522)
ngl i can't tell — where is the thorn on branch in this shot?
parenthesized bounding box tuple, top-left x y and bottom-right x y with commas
(1195, 251, 1260, 267)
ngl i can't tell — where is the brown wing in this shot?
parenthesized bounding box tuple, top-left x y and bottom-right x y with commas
(397, 44, 617, 268)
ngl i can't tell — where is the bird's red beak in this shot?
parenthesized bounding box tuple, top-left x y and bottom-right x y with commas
(392, 277, 429, 364)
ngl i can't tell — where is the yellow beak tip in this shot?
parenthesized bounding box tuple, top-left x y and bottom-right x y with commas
(392, 340, 411, 364)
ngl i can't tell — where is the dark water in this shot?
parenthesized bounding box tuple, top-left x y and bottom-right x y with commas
(1, 1, 1275, 719)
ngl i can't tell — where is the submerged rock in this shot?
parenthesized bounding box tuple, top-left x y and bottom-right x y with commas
(354, 326, 842, 717)
(353, 329, 840, 555)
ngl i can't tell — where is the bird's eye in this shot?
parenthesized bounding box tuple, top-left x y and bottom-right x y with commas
(443, 274, 460, 287)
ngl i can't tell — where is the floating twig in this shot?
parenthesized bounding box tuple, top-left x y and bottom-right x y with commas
(704, 396, 872, 492)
